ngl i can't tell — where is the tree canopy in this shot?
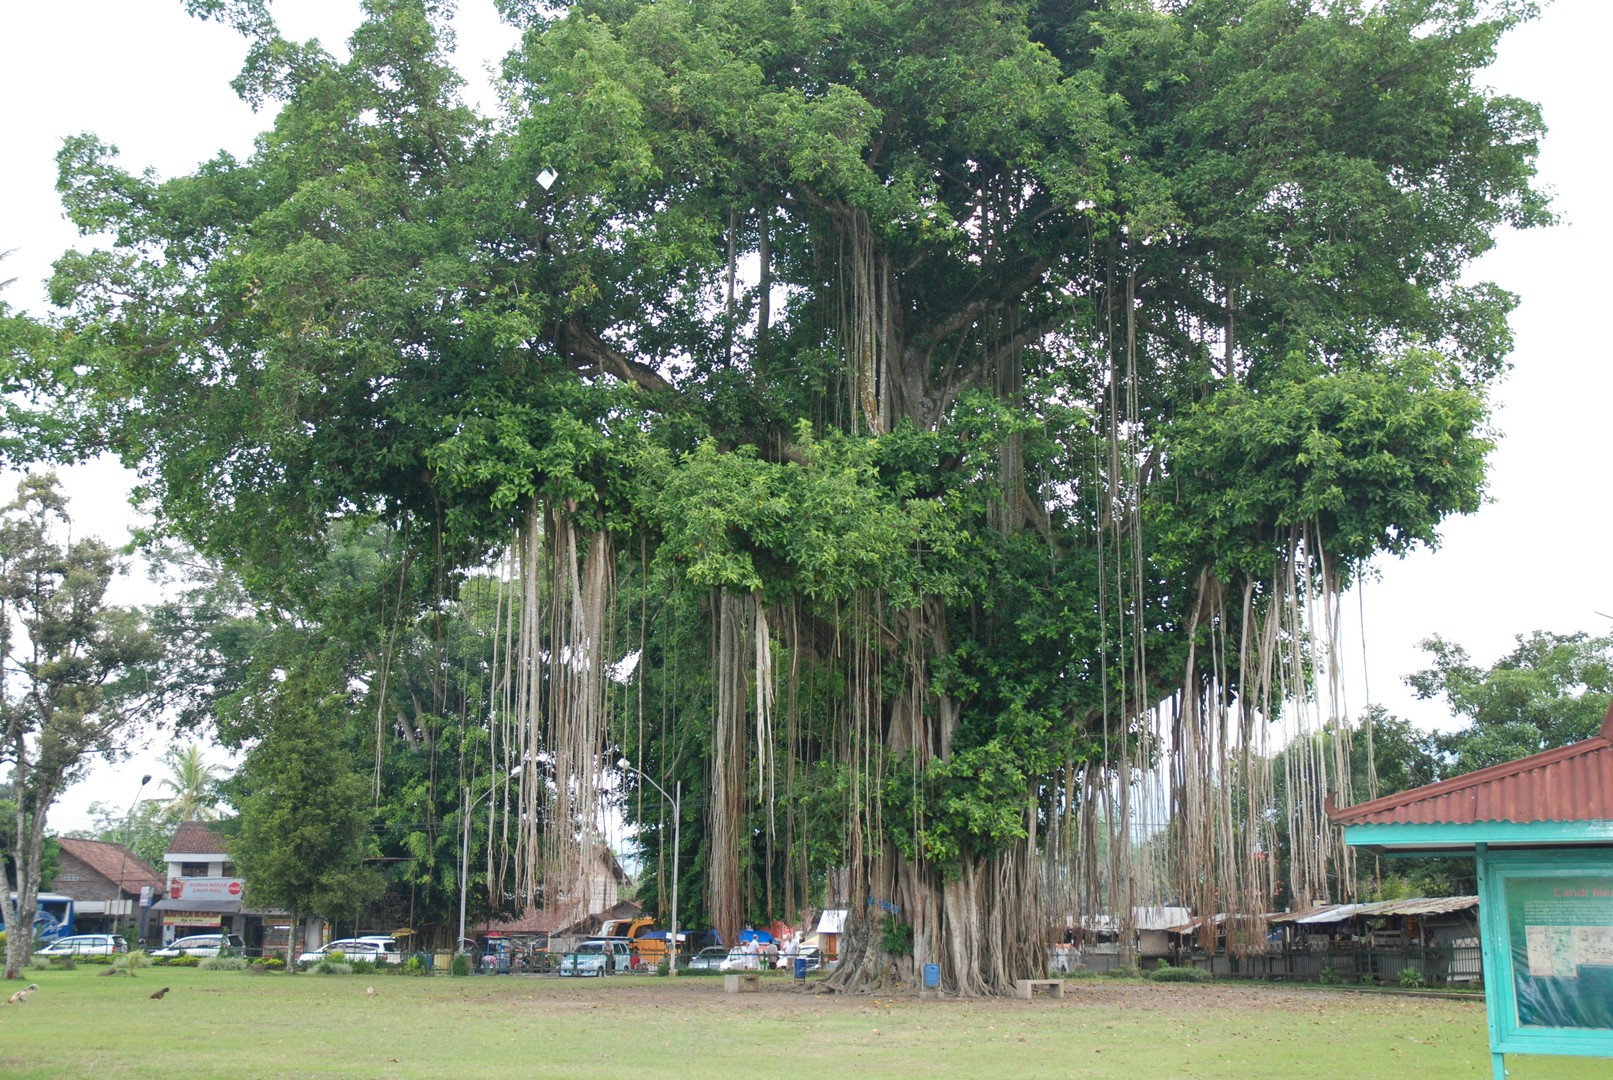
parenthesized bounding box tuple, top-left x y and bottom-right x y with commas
(1410, 630, 1613, 774)
(42, 0, 1548, 993)
(0, 475, 158, 977)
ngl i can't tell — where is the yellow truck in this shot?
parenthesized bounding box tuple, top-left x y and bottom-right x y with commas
(598, 917, 668, 969)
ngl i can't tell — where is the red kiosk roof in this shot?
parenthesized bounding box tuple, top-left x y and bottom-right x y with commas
(1328, 704, 1613, 827)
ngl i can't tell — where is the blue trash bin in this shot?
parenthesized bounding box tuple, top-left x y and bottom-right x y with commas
(922, 962, 940, 989)
(794, 957, 808, 979)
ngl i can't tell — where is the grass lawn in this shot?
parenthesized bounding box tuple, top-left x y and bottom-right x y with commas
(2, 968, 1609, 1079)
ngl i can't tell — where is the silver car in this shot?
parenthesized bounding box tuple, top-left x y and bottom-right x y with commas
(558, 938, 629, 977)
(38, 934, 127, 956)
(151, 933, 244, 958)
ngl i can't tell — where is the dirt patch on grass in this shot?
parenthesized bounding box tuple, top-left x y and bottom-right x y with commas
(498, 974, 1411, 1017)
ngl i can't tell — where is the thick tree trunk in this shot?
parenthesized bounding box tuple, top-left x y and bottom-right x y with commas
(825, 599, 1048, 995)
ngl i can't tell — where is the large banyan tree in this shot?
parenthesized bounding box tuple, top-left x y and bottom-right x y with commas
(50, 0, 1545, 993)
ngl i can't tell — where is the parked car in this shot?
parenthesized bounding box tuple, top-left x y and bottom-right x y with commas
(558, 938, 630, 977)
(356, 935, 405, 964)
(37, 934, 127, 956)
(151, 933, 245, 958)
(297, 939, 393, 965)
(687, 946, 728, 971)
(718, 948, 764, 972)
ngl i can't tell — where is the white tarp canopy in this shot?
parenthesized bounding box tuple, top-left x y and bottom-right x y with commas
(815, 909, 847, 935)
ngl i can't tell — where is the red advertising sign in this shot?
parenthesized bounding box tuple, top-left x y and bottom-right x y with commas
(169, 877, 246, 902)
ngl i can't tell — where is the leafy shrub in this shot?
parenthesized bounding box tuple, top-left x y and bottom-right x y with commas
(1148, 965, 1211, 983)
(1104, 965, 1140, 979)
(155, 955, 201, 967)
(1398, 966, 1426, 989)
(349, 959, 377, 975)
(116, 949, 150, 973)
(450, 952, 472, 977)
(201, 956, 248, 971)
(77, 954, 114, 965)
(404, 955, 429, 977)
(314, 960, 354, 975)
(47, 954, 76, 969)
(1318, 965, 1342, 985)
(1059, 969, 1101, 980)
(880, 915, 913, 958)
(256, 956, 285, 971)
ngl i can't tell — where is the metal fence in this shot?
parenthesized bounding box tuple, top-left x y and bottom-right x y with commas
(1065, 942, 1484, 988)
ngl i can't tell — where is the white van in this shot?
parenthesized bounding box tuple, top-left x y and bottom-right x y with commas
(298, 936, 404, 965)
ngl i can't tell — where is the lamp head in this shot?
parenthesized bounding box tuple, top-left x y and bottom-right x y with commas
(140, 774, 152, 786)
(617, 758, 630, 770)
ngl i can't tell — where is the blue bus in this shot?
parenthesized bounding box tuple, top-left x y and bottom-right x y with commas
(2, 893, 76, 941)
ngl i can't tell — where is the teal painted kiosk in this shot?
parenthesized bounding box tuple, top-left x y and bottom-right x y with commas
(1329, 706, 1613, 1079)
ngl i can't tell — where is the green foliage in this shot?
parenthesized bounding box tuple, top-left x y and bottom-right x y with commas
(114, 949, 149, 973)
(1147, 964, 1210, 984)
(39, 0, 1552, 966)
(200, 956, 248, 971)
(0, 284, 75, 467)
(1166, 353, 1492, 576)
(403, 954, 429, 977)
(1398, 966, 1426, 990)
(0, 473, 160, 977)
(313, 960, 354, 975)
(450, 952, 472, 977)
(1410, 631, 1613, 774)
(880, 915, 914, 959)
(1318, 965, 1342, 986)
(231, 657, 383, 933)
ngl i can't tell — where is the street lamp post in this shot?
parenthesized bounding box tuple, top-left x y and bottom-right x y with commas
(618, 759, 680, 976)
(116, 774, 152, 939)
(457, 785, 495, 960)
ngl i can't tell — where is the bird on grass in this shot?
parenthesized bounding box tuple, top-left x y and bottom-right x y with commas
(149, 987, 171, 1000)
(4, 984, 40, 1005)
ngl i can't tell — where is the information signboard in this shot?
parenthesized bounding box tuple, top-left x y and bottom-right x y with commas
(1504, 873, 1613, 1030)
(1477, 847, 1613, 1071)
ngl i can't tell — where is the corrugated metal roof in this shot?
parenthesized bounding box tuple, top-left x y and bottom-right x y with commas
(1266, 906, 1335, 925)
(1135, 906, 1193, 931)
(1353, 896, 1477, 918)
(1327, 704, 1613, 827)
(1266, 897, 1478, 926)
(1295, 904, 1367, 925)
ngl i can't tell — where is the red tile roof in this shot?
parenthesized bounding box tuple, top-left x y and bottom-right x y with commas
(55, 838, 164, 892)
(1328, 704, 1613, 827)
(165, 821, 230, 857)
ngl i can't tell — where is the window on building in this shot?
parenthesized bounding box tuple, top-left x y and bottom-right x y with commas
(181, 862, 209, 877)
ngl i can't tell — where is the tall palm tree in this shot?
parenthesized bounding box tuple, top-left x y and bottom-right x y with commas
(160, 743, 221, 821)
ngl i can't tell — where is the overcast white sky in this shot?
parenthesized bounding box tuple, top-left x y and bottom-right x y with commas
(3, 1, 1610, 831)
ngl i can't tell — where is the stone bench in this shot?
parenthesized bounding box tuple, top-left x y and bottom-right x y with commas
(724, 973, 761, 994)
(1014, 978, 1065, 1001)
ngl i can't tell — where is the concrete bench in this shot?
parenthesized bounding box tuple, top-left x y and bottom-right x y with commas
(724, 973, 761, 994)
(1014, 979, 1065, 1001)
